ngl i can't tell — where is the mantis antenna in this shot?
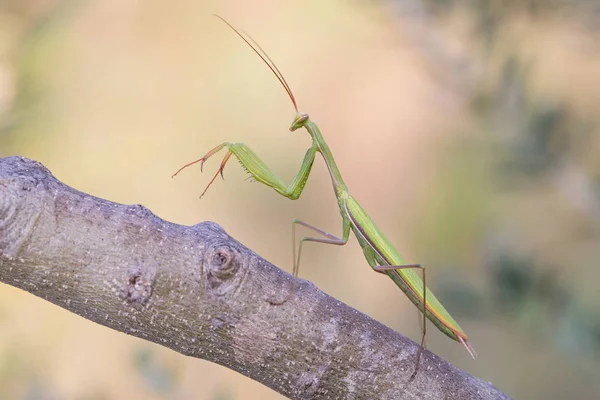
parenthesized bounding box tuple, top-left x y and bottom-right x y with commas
(213, 14, 299, 113)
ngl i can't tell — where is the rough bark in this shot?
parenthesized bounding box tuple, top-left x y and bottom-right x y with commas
(0, 156, 510, 400)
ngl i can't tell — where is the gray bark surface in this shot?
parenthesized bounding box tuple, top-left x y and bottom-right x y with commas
(0, 156, 510, 400)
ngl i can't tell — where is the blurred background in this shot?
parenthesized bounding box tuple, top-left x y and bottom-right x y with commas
(1, 0, 599, 399)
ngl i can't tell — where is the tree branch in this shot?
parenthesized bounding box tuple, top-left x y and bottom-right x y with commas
(0, 156, 510, 400)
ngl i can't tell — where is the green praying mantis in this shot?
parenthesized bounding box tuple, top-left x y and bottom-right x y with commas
(173, 15, 476, 375)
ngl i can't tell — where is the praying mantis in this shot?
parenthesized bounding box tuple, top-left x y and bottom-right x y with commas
(173, 15, 476, 375)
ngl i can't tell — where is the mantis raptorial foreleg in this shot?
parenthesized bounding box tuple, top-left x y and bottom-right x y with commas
(173, 142, 319, 199)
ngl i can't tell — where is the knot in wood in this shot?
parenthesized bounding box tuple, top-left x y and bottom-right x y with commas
(208, 246, 239, 280)
(120, 260, 157, 308)
(204, 243, 244, 296)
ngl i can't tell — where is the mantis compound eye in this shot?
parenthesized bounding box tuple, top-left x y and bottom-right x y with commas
(289, 113, 309, 132)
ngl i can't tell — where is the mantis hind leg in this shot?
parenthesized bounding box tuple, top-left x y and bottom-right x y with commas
(269, 218, 351, 305)
(373, 263, 427, 379)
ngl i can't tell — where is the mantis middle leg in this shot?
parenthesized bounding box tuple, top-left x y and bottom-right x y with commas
(269, 217, 352, 305)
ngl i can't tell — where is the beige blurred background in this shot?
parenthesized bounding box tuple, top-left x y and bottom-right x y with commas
(1, 1, 600, 399)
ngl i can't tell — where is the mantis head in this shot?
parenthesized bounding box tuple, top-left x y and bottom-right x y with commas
(290, 113, 309, 132)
